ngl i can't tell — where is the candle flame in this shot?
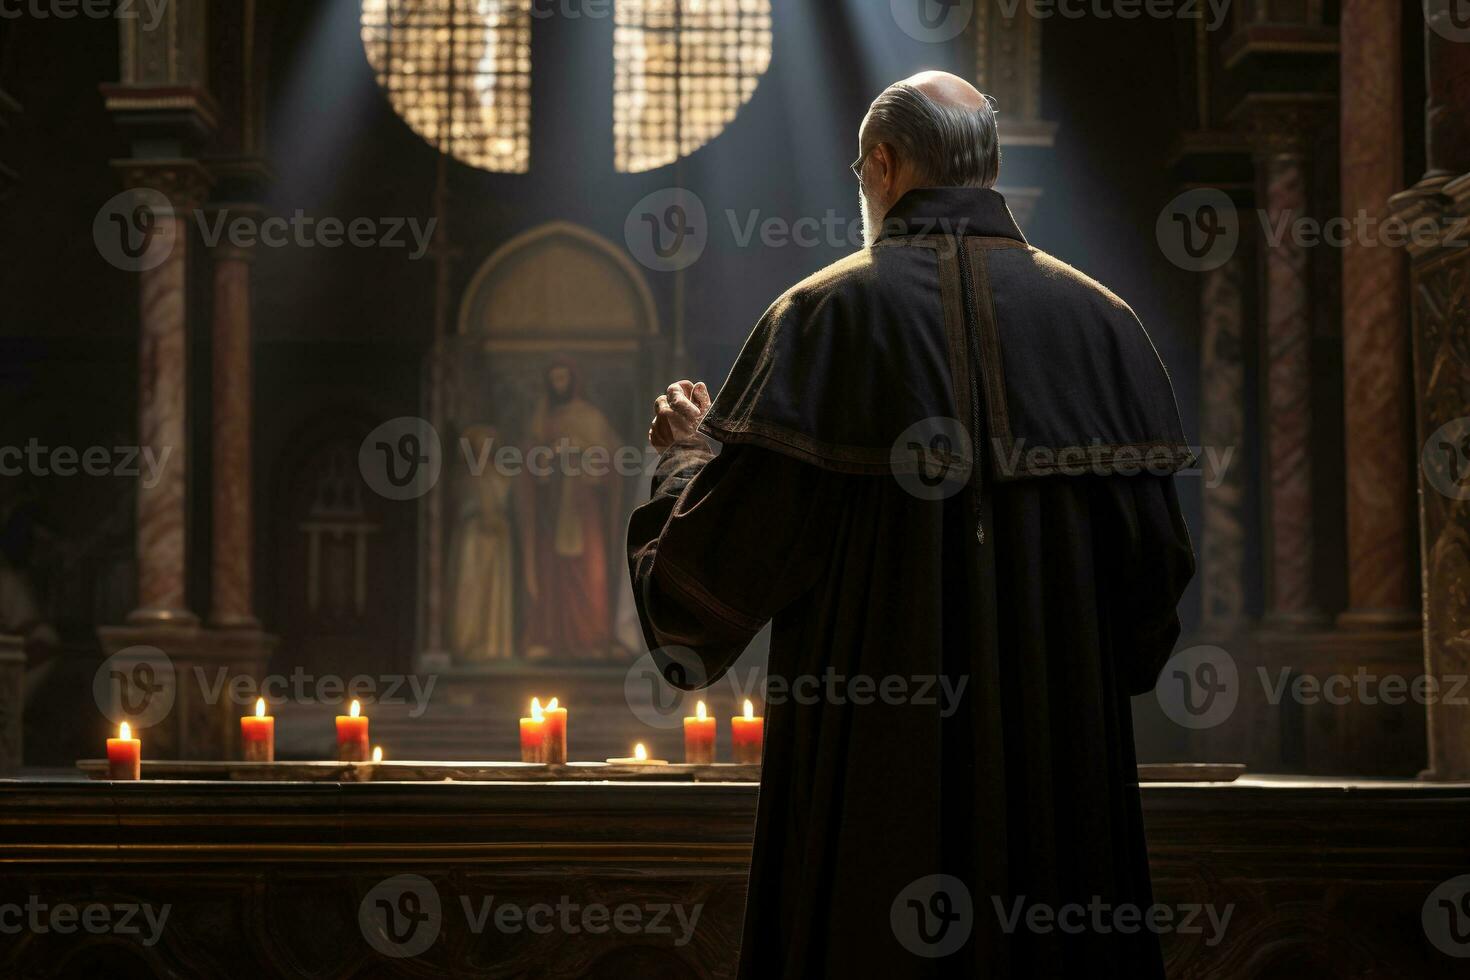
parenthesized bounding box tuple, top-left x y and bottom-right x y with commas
(696, 700, 707, 721)
(255, 698, 266, 718)
(372, 745, 383, 763)
(547, 697, 559, 711)
(743, 699, 755, 720)
(119, 722, 132, 741)
(349, 699, 361, 718)
(634, 743, 647, 761)
(530, 698, 544, 722)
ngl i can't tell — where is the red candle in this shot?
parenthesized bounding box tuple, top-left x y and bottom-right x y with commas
(241, 697, 275, 762)
(731, 699, 764, 765)
(106, 722, 141, 780)
(684, 700, 716, 764)
(520, 698, 547, 764)
(336, 699, 370, 762)
(544, 697, 568, 765)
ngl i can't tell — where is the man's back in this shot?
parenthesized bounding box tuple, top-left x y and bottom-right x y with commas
(630, 187, 1194, 978)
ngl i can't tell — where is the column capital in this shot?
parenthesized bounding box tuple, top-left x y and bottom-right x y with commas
(1229, 92, 1336, 160)
(113, 158, 214, 212)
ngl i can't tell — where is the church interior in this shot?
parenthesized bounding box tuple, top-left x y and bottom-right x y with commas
(1, 0, 1469, 976)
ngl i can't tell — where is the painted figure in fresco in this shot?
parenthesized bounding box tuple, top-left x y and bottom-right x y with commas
(522, 359, 622, 660)
(449, 424, 517, 661)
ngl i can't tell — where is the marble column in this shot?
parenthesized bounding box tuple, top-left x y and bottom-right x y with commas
(1199, 252, 1249, 630)
(1258, 145, 1322, 626)
(208, 209, 259, 629)
(121, 164, 210, 627)
(1338, 0, 1415, 628)
(1391, 6, 1470, 779)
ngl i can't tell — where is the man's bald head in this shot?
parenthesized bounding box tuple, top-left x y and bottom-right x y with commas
(905, 70, 987, 112)
(857, 72, 1000, 191)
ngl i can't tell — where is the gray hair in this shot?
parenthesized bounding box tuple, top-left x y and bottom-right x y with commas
(862, 84, 1000, 188)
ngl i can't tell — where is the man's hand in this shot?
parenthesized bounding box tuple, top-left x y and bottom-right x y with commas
(648, 380, 711, 452)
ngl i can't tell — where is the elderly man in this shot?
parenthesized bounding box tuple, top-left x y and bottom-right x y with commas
(629, 71, 1195, 978)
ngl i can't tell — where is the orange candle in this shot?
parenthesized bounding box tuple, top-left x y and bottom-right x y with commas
(683, 700, 716, 765)
(106, 722, 141, 780)
(607, 743, 668, 765)
(520, 697, 547, 763)
(731, 699, 764, 765)
(335, 699, 370, 762)
(241, 697, 275, 762)
(544, 697, 568, 765)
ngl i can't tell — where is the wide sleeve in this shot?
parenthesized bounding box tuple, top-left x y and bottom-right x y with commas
(1099, 474, 1197, 696)
(627, 442, 845, 690)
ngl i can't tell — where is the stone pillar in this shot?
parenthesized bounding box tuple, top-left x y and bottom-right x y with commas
(1199, 252, 1249, 631)
(119, 163, 211, 627)
(1390, 5, 1470, 779)
(208, 208, 259, 629)
(1257, 144, 1322, 626)
(1338, 0, 1416, 628)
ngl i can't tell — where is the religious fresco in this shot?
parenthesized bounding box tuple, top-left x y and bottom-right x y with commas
(442, 355, 634, 664)
(427, 222, 662, 667)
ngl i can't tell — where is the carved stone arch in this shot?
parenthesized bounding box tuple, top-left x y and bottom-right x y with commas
(458, 222, 660, 341)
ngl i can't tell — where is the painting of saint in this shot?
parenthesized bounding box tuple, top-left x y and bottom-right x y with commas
(449, 424, 517, 661)
(521, 359, 622, 661)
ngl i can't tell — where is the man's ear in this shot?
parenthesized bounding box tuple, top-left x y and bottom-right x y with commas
(873, 143, 909, 204)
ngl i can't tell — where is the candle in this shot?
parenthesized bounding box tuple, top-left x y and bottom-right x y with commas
(731, 699, 764, 765)
(241, 697, 275, 762)
(106, 722, 141, 780)
(520, 697, 547, 763)
(335, 699, 370, 762)
(544, 696, 568, 765)
(607, 742, 668, 765)
(683, 700, 716, 765)
(372, 745, 384, 763)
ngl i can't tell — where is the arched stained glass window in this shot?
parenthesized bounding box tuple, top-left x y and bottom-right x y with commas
(361, 0, 533, 173)
(614, 0, 773, 173)
(360, 0, 771, 174)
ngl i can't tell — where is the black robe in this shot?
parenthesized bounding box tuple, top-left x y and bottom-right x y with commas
(628, 188, 1196, 978)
